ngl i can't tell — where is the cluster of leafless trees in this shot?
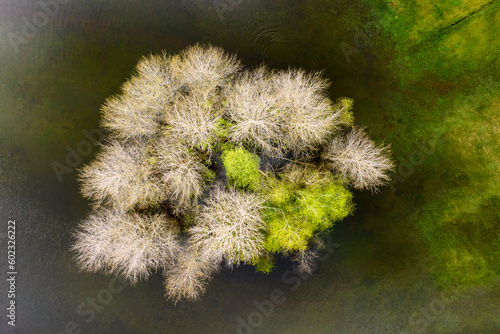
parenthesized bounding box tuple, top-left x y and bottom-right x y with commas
(72, 44, 394, 303)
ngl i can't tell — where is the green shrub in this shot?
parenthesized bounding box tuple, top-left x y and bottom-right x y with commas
(262, 170, 354, 253)
(264, 213, 313, 252)
(334, 97, 354, 127)
(254, 254, 275, 274)
(221, 147, 261, 191)
(297, 181, 354, 231)
(264, 173, 295, 205)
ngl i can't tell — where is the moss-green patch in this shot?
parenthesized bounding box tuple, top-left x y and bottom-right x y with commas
(254, 254, 276, 274)
(352, 0, 500, 290)
(213, 118, 231, 140)
(382, 0, 490, 45)
(376, 0, 500, 83)
(221, 146, 261, 191)
(417, 191, 500, 288)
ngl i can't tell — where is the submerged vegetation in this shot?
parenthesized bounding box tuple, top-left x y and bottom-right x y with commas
(72, 44, 394, 303)
(357, 0, 500, 290)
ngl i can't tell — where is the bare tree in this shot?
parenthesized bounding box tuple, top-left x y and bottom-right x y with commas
(292, 248, 320, 275)
(163, 245, 221, 303)
(226, 66, 285, 156)
(72, 209, 181, 284)
(226, 67, 348, 158)
(272, 69, 341, 157)
(71, 209, 118, 273)
(101, 94, 161, 140)
(188, 185, 267, 267)
(108, 212, 181, 284)
(79, 140, 165, 211)
(101, 53, 176, 140)
(323, 126, 395, 192)
(154, 136, 212, 214)
(164, 94, 222, 153)
(169, 43, 241, 100)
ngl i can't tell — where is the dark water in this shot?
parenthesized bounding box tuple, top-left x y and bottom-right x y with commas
(0, 1, 498, 333)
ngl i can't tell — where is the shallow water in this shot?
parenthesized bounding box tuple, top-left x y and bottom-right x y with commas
(0, 1, 498, 333)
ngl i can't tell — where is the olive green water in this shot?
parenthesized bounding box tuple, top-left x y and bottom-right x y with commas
(0, 0, 498, 333)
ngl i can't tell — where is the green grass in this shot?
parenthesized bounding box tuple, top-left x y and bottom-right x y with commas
(359, 0, 500, 290)
(417, 190, 500, 288)
(386, 0, 500, 83)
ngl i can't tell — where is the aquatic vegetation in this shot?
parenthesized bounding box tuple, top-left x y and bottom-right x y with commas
(72, 44, 393, 302)
(359, 0, 500, 290)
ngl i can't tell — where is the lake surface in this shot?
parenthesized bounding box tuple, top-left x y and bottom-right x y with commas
(0, 1, 498, 333)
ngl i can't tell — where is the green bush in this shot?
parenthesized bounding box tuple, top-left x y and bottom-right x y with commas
(297, 181, 354, 231)
(221, 147, 261, 191)
(262, 169, 354, 253)
(265, 214, 313, 252)
(254, 254, 275, 274)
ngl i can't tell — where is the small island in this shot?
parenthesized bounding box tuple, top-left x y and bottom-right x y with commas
(72, 44, 394, 303)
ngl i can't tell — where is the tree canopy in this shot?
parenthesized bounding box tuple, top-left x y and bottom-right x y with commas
(72, 44, 394, 303)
